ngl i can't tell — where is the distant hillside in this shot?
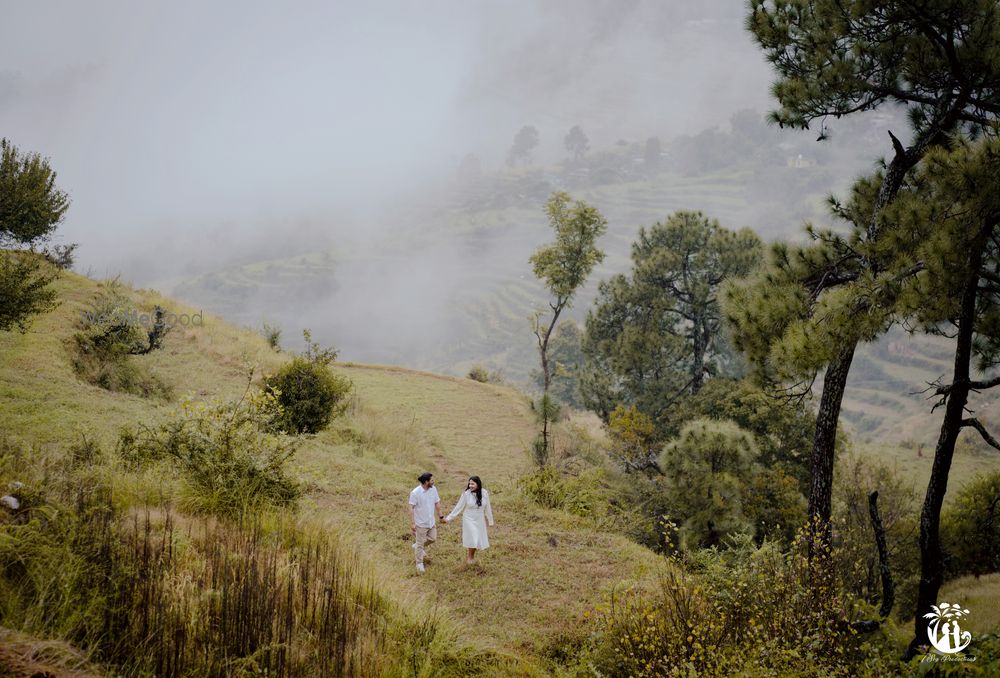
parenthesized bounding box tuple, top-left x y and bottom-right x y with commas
(162, 112, 991, 446)
(170, 155, 848, 384)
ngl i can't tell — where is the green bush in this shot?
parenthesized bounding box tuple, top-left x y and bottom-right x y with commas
(117, 388, 300, 516)
(520, 465, 608, 519)
(265, 356, 353, 434)
(467, 365, 489, 382)
(263, 329, 352, 435)
(262, 321, 282, 351)
(942, 471, 1000, 578)
(834, 453, 919, 622)
(659, 419, 759, 549)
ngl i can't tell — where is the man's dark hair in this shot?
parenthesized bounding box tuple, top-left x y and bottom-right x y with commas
(418, 472, 433, 484)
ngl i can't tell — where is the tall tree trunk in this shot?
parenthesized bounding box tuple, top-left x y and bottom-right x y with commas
(536, 305, 563, 463)
(807, 344, 856, 559)
(906, 232, 986, 658)
(691, 314, 706, 394)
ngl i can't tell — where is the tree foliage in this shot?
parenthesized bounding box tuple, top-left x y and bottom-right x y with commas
(0, 251, 58, 332)
(669, 378, 816, 491)
(942, 471, 1000, 578)
(659, 418, 759, 549)
(583, 211, 762, 426)
(532, 320, 585, 408)
(747, 0, 1000, 135)
(0, 139, 69, 333)
(564, 125, 589, 161)
(507, 125, 540, 167)
(740, 0, 1000, 582)
(606, 404, 659, 473)
(0, 138, 70, 245)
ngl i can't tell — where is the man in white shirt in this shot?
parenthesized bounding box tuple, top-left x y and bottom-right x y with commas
(408, 472, 442, 573)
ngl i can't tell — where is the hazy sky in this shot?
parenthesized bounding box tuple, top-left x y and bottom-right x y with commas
(0, 0, 774, 280)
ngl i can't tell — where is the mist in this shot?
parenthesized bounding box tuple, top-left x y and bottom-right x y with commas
(1, 0, 895, 378)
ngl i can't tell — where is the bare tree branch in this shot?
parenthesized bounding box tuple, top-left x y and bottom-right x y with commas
(961, 418, 1000, 451)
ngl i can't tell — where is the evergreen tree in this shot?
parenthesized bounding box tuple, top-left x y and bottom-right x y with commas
(507, 125, 540, 167)
(564, 125, 589, 162)
(744, 0, 1000, 573)
(878, 138, 1000, 654)
(659, 419, 759, 549)
(583, 211, 762, 428)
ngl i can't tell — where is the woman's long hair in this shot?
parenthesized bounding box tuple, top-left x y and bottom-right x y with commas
(468, 476, 483, 507)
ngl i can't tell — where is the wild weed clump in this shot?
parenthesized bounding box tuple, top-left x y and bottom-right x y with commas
(117, 385, 300, 517)
(519, 465, 608, 519)
(71, 280, 172, 399)
(264, 329, 352, 434)
(261, 321, 282, 351)
(589, 532, 905, 677)
(101, 514, 390, 678)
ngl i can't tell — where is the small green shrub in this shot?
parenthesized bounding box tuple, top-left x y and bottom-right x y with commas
(264, 330, 352, 434)
(942, 470, 1000, 578)
(467, 365, 489, 382)
(262, 321, 282, 351)
(265, 356, 352, 434)
(520, 465, 608, 519)
(520, 465, 566, 509)
(117, 387, 300, 516)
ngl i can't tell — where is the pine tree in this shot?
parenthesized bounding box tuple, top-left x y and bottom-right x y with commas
(744, 0, 1000, 572)
(583, 211, 762, 427)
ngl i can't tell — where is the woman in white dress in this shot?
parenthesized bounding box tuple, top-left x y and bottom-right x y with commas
(444, 476, 494, 564)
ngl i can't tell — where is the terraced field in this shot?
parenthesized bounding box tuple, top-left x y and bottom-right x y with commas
(170, 165, 835, 384)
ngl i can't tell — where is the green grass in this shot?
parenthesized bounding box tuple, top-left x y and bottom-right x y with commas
(295, 364, 660, 658)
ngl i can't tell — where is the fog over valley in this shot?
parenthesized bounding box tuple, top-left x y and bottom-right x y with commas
(2, 0, 915, 432)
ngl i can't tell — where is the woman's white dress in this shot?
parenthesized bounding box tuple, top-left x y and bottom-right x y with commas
(446, 489, 494, 549)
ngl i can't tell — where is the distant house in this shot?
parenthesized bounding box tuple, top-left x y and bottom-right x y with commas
(787, 153, 816, 168)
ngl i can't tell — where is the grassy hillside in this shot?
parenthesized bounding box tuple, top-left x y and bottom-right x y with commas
(0, 271, 662, 674)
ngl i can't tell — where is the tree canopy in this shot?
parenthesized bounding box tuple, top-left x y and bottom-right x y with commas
(0, 138, 70, 245)
(583, 211, 762, 426)
(0, 138, 69, 332)
(507, 125, 540, 167)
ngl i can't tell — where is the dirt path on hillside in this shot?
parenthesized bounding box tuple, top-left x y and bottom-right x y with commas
(302, 365, 659, 666)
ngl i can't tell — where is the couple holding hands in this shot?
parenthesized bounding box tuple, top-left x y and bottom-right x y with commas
(407, 472, 494, 572)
